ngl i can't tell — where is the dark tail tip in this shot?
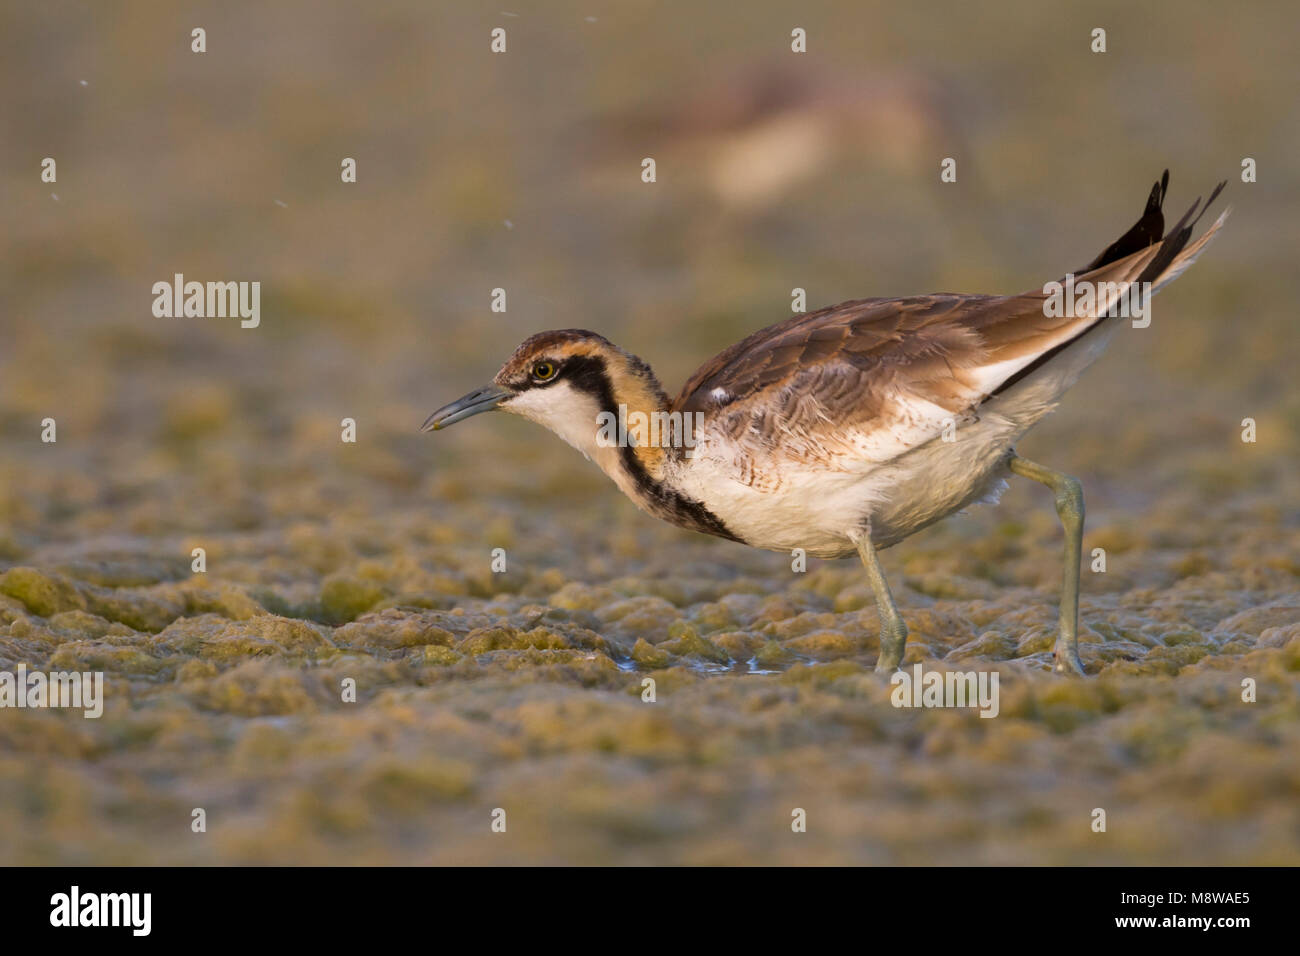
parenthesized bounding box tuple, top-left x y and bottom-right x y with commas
(1080, 169, 1174, 273)
(1134, 178, 1228, 286)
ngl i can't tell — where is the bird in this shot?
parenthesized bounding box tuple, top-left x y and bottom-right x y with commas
(423, 171, 1227, 676)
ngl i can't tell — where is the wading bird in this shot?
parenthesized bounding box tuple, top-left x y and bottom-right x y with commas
(424, 172, 1226, 675)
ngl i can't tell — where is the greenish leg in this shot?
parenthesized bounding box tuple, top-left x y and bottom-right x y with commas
(849, 527, 908, 673)
(1007, 454, 1087, 676)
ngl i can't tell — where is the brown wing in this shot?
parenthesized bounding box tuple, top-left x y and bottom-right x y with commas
(672, 172, 1226, 467)
(674, 293, 999, 421)
(669, 291, 1067, 478)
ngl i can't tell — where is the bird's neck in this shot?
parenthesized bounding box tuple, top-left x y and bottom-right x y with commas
(557, 352, 739, 543)
(571, 352, 676, 494)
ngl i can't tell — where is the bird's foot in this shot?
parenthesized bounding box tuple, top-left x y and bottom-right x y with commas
(873, 624, 907, 674)
(1053, 645, 1088, 677)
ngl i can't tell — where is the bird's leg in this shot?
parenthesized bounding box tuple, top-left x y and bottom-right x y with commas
(849, 526, 908, 673)
(1007, 454, 1087, 676)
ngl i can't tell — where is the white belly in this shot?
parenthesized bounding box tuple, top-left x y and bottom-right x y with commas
(676, 421, 1018, 558)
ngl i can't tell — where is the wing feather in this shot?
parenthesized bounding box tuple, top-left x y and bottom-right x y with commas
(672, 174, 1227, 482)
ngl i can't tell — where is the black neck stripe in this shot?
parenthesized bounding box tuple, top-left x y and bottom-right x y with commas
(562, 354, 741, 543)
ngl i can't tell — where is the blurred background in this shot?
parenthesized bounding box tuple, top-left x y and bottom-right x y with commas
(1, 0, 1297, 865)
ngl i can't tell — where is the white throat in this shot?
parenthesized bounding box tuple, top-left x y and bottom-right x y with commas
(503, 381, 628, 469)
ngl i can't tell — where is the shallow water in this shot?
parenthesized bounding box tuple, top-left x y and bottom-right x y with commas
(2, 0, 1298, 864)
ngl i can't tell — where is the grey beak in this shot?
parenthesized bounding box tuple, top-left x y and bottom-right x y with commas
(421, 384, 512, 432)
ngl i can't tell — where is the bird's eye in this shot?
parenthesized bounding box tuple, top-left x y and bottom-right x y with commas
(532, 361, 558, 381)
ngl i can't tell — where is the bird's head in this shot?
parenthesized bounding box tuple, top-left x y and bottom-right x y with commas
(422, 329, 669, 464)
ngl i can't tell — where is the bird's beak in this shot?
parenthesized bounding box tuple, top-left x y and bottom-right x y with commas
(421, 384, 512, 432)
